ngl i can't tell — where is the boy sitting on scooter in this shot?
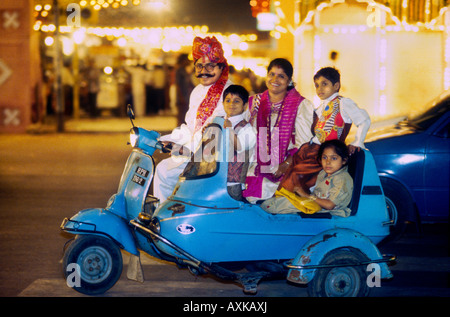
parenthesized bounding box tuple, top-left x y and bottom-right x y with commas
(220, 85, 256, 201)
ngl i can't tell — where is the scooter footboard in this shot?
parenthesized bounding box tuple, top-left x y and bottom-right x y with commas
(60, 208, 139, 256)
(286, 228, 394, 284)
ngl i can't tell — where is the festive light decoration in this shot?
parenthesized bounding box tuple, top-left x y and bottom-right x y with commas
(35, 22, 258, 52)
(34, 1, 267, 76)
(249, 0, 271, 18)
(271, 0, 450, 107)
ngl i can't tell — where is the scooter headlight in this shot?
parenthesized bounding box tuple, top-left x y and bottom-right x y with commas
(130, 127, 139, 147)
(129, 127, 160, 155)
(149, 217, 160, 234)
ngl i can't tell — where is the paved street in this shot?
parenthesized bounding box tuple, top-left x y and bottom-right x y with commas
(0, 128, 449, 301)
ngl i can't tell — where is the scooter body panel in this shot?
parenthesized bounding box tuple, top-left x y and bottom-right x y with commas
(107, 148, 155, 220)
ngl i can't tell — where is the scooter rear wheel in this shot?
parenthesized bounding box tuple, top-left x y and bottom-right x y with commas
(307, 248, 370, 297)
(62, 235, 123, 295)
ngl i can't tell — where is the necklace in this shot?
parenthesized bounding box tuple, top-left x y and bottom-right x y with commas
(265, 97, 287, 155)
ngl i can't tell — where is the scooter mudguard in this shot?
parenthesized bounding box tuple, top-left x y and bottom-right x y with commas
(287, 228, 392, 284)
(60, 208, 139, 256)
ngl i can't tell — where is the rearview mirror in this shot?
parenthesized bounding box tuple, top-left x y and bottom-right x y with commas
(127, 104, 135, 120)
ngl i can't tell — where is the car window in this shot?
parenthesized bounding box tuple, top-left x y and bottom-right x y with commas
(180, 124, 222, 179)
(407, 96, 450, 130)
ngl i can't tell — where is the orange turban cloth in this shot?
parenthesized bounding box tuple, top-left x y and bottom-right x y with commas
(192, 36, 227, 64)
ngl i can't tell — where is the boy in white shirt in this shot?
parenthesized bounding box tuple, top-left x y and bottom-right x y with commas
(312, 67, 371, 154)
(221, 85, 256, 200)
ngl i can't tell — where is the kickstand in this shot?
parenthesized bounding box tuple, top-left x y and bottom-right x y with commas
(127, 253, 145, 283)
(237, 272, 271, 295)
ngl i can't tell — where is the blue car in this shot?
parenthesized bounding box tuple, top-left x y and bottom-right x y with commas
(365, 92, 450, 236)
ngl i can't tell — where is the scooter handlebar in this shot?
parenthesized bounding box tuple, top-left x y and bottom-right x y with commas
(156, 141, 173, 153)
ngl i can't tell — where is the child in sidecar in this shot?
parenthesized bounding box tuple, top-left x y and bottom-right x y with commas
(262, 139, 353, 217)
(220, 85, 256, 200)
(190, 84, 255, 201)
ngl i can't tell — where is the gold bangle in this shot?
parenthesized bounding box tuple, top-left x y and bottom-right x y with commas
(309, 195, 317, 201)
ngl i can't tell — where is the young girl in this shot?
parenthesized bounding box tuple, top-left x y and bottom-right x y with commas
(261, 139, 354, 217)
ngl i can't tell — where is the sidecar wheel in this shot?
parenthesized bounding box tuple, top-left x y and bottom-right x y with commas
(62, 235, 123, 295)
(307, 248, 370, 297)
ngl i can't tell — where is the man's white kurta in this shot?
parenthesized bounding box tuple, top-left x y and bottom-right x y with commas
(153, 80, 232, 203)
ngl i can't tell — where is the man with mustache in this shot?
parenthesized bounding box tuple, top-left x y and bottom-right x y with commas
(153, 36, 232, 203)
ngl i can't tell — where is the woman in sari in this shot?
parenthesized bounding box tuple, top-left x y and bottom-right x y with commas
(243, 58, 314, 203)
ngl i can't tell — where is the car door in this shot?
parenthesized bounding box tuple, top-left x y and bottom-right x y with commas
(424, 117, 450, 220)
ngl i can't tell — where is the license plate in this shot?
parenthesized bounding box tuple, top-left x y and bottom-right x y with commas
(135, 166, 149, 177)
(132, 174, 146, 186)
(132, 166, 149, 186)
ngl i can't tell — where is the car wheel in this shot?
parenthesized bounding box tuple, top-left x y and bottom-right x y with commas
(62, 235, 123, 295)
(307, 248, 370, 297)
(381, 178, 413, 239)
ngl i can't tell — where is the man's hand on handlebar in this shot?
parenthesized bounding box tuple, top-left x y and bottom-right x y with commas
(159, 141, 174, 154)
(159, 141, 191, 157)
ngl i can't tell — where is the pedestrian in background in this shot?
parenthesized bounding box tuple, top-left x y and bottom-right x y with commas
(174, 53, 195, 125)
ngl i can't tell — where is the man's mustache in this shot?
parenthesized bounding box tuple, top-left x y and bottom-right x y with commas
(196, 73, 215, 78)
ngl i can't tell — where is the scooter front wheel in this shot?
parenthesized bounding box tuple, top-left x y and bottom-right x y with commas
(62, 235, 123, 295)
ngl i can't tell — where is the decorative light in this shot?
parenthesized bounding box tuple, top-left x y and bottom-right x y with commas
(250, 0, 271, 18)
(257, 12, 278, 31)
(73, 28, 86, 44)
(379, 66, 386, 91)
(44, 36, 54, 46)
(238, 42, 249, 51)
(62, 37, 75, 56)
(117, 37, 127, 47)
(444, 68, 450, 90)
(402, 0, 408, 9)
(33, 21, 42, 31)
(313, 34, 321, 75)
(379, 94, 387, 115)
(103, 66, 113, 75)
(379, 38, 387, 62)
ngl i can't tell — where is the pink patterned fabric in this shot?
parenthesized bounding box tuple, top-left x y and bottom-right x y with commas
(243, 89, 304, 198)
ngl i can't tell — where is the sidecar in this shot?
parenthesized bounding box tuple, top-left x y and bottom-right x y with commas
(132, 118, 395, 297)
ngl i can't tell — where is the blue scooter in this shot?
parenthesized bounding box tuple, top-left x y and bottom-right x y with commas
(61, 106, 395, 296)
